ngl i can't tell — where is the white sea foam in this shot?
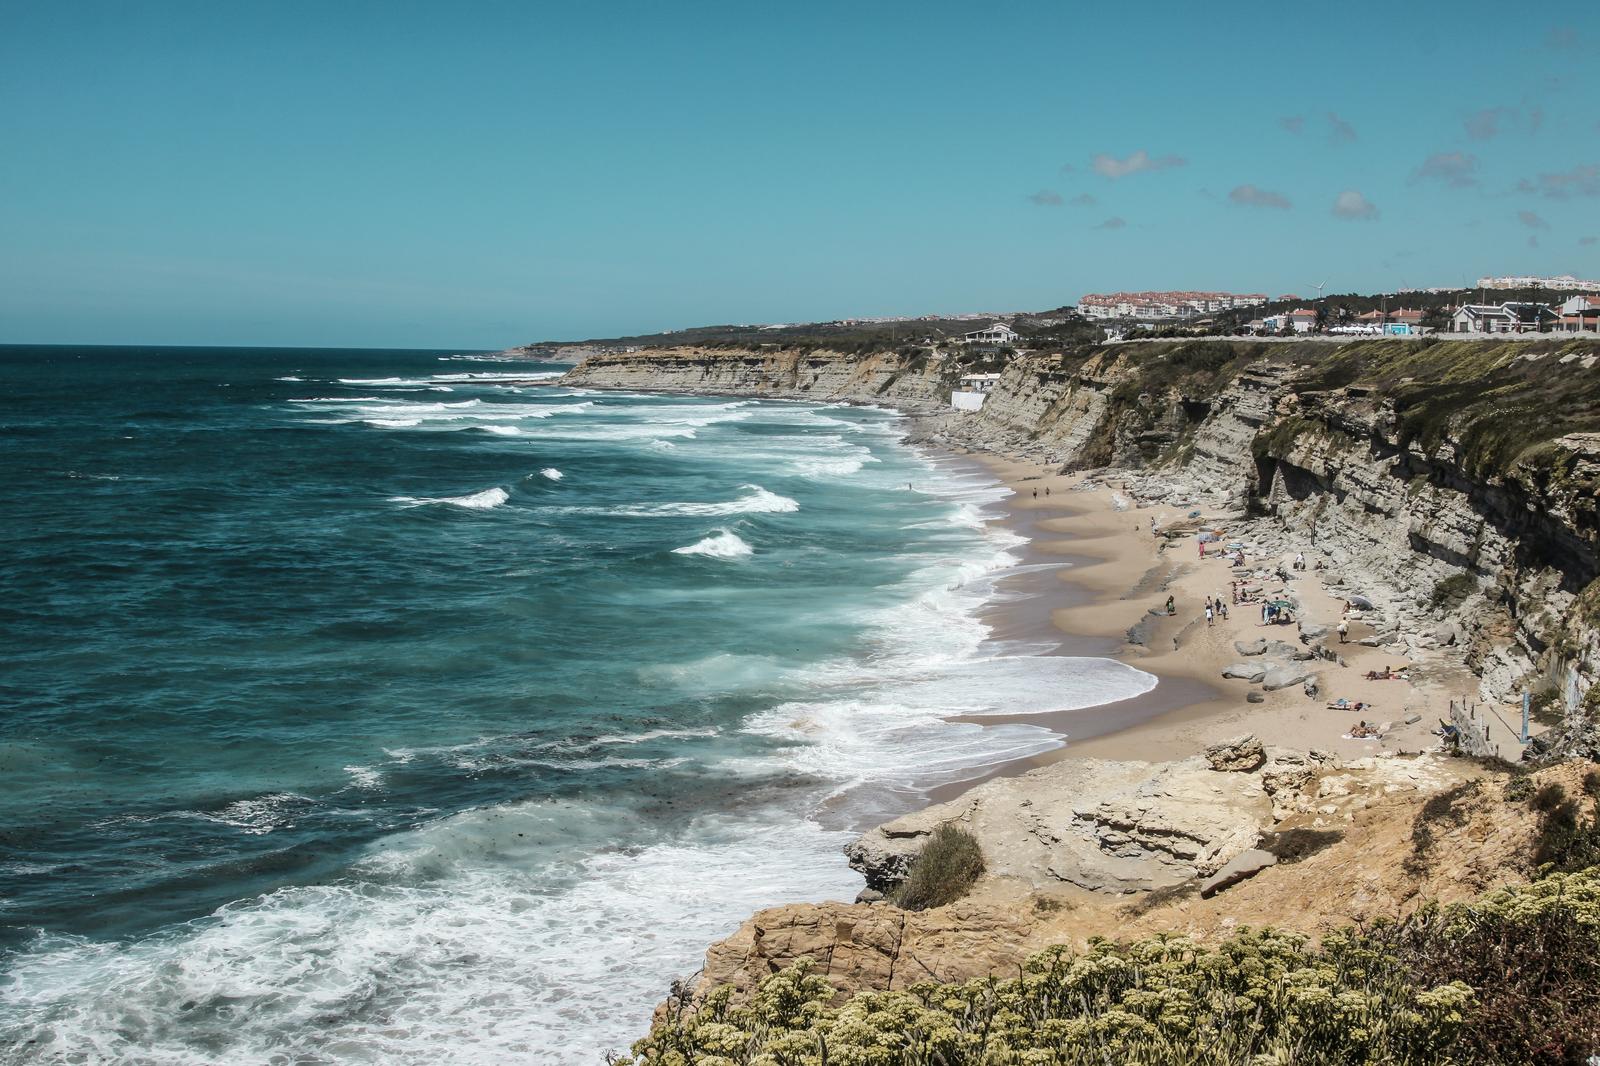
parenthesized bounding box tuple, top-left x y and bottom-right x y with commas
(389, 487, 510, 510)
(672, 530, 753, 559)
(538, 468, 563, 481)
(0, 805, 855, 1065)
(562, 485, 797, 519)
(481, 425, 522, 436)
(273, 375, 304, 381)
(0, 401, 1161, 1066)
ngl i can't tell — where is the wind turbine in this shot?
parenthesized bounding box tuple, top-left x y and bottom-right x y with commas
(1309, 279, 1328, 302)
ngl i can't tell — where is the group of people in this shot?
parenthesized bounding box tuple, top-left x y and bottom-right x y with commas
(1260, 601, 1292, 625)
(1203, 594, 1229, 626)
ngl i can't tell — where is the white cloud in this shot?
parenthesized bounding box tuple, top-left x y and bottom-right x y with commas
(1331, 190, 1378, 220)
(1228, 184, 1292, 209)
(1027, 190, 1063, 206)
(1413, 152, 1479, 188)
(1095, 216, 1128, 230)
(1091, 150, 1186, 179)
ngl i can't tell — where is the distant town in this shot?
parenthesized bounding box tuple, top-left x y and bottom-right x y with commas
(512, 273, 1600, 360)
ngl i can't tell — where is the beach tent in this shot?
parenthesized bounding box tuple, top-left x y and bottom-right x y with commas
(1269, 600, 1294, 609)
(1197, 531, 1219, 542)
(1346, 594, 1376, 609)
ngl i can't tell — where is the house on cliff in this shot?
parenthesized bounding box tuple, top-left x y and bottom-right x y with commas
(962, 322, 1020, 347)
(1451, 302, 1558, 334)
(1557, 295, 1600, 333)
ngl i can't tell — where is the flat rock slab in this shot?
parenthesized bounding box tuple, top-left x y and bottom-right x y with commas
(1222, 662, 1267, 683)
(1233, 638, 1268, 656)
(1199, 847, 1278, 897)
(1262, 664, 1316, 691)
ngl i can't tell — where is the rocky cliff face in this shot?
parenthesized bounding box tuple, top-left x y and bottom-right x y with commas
(565, 337, 1600, 752)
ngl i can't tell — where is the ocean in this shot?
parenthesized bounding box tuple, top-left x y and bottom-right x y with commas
(0, 345, 1155, 1063)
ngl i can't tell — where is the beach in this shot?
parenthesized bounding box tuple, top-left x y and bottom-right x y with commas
(925, 446, 1461, 802)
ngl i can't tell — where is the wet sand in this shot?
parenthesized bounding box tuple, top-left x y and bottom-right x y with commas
(920, 448, 1455, 806)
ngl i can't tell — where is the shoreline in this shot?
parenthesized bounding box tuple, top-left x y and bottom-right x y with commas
(913, 438, 1452, 809)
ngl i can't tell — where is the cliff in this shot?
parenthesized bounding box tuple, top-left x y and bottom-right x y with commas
(565, 337, 1600, 754)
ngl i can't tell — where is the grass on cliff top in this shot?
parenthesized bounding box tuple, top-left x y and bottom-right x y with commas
(890, 823, 984, 911)
(1286, 337, 1600, 478)
(621, 865, 1600, 1065)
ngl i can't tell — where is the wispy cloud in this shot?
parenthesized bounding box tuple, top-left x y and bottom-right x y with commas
(1546, 26, 1581, 50)
(1327, 112, 1357, 143)
(1517, 210, 1549, 229)
(1095, 216, 1128, 230)
(1279, 115, 1304, 135)
(1091, 150, 1186, 179)
(1331, 189, 1378, 220)
(1465, 106, 1510, 140)
(1069, 192, 1097, 207)
(1516, 164, 1600, 199)
(1580, 236, 1597, 246)
(1027, 190, 1063, 206)
(1228, 184, 1292, 209)
(1412, 151, 1479, 188)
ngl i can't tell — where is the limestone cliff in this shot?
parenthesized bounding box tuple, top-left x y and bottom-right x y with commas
(564, 337, 1600, 754)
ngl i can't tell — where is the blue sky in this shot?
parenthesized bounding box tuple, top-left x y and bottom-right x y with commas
(1, 0, 1597, 348)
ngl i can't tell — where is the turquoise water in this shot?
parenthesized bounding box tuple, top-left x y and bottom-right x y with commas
(0, 346, 1153, 1063)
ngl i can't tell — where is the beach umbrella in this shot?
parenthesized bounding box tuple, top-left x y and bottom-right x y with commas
(1269, 599, 1294, 609)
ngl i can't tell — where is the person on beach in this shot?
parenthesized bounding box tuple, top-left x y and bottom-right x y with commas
(1260, 602, 1269, 624)
(1032, 488, 1037, 498)
(1338, 618, 1349, 644)
(1205, 604, 1214, 626)
(1219, 601, 1228, 620)
(1295, 551, 1305, 571)
(1165, 594, 1175, 615)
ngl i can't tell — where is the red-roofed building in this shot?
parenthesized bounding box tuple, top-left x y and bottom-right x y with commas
(1558, 295, 1600, 333)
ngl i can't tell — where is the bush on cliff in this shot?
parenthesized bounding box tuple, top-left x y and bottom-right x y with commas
(890, 823, 984, 911)
(615, 867, 1600, 1065)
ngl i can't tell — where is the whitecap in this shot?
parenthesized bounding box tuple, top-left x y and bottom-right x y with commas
(389, 487, 510, 510)
(540, 468, 563, 481)
(672, 530, 752, 559)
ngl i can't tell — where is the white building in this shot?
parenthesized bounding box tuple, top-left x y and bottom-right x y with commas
(1077, 291, 1268, 320)
(961, 322, 1020, 346)
(1475, 274, 1600, 293)
(1558, 295, 1600, 333)
(951, 372, 1002, 412)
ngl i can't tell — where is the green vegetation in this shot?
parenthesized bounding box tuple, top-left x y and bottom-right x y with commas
(1428, 573, 1476, 611)
(618, 866, 1600, 1065)
(890, 824, 985, 911)
(1285, 337, 1600, 478)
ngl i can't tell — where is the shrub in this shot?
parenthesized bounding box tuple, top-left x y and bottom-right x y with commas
(890, 823, 984, 911)
(616, 868, 1600, 1065)
(1428, 573, 1475, 611)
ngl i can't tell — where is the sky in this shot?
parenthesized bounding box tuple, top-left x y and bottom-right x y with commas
(1, 0, 1597, 348)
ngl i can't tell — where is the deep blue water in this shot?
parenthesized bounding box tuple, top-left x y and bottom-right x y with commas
(0, 345, 1152, 1063)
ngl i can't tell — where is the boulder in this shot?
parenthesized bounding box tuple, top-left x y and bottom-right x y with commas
(1222, 662, 1267, 683)
(1298, 622, 1331, 644)
(1198, 848, 1278, 898)
(1262, 664, 1316, 691)
(1203, 734, 1266, 772)
(1246, 692, 1265, 704)
(1233, 638, 1268, 656)
(1265, 640, 1315, 662)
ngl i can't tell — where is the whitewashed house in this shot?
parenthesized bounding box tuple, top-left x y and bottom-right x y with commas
(1557, 295, 1600, 333)
(961, 322, 1020, 347)
(951, 372, 1002, 411)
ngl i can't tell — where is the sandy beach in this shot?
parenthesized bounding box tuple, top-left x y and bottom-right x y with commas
(928, 449, 1465, 802)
